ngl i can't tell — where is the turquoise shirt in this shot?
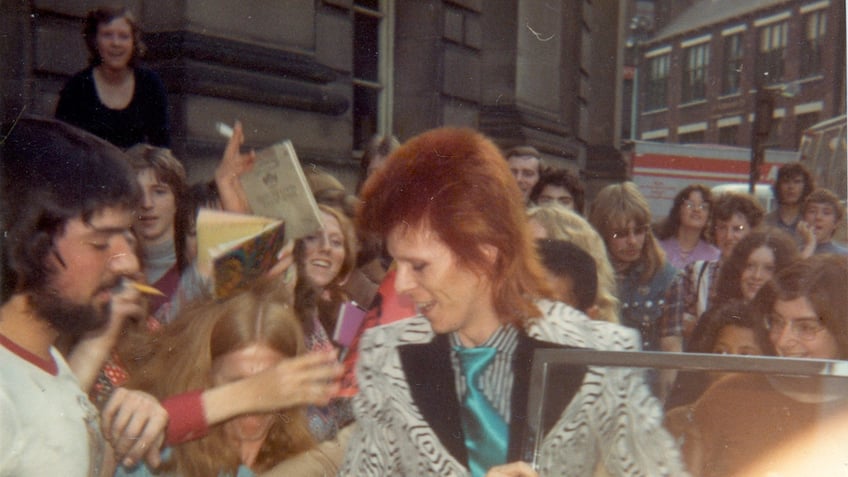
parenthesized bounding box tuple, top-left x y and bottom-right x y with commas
(115, 448, 255, 477)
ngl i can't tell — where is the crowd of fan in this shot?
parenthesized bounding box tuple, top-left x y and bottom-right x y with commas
(1, 6, 847, 477)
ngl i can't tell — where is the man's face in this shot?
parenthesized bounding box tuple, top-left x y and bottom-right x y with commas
(803, 201, 838, 244)
(778, 175, 805, 206)
(537, 185, 575, 210)
(35, 206, 140, 335)
(507, 155, 540, 203)
(606, 220, 648, 266)
(387, 224, 499, 346)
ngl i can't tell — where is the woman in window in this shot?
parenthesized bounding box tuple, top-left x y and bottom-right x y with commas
(56, 6, 169, 148)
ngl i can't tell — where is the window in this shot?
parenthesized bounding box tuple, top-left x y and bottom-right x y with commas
(722, 34, 743, 95)
(766, 117, 783, 146)
(678, 130, 705, 144)
(681, 43, 709, 103)
(800, 10, 826, 78)
(718, 125, 739, 145)
(645, 53, 669, 110)
(527, 349, 848, 477)
(794, 112, 820, 146)
(353, 1, 393, 150)
(755, 21, 787, 85)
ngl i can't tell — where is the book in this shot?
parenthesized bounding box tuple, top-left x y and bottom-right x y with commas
(195, 208, 286, 299)
(332, 300, 367, 348)
(239, 140, 324, 240)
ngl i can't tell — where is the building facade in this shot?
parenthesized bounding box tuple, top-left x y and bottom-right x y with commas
(1, 0, 627, 190)
(635, 0, 845, 149)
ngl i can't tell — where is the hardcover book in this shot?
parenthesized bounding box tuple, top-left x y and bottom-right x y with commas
(196, 208, 286, 298)
(239, 140, 323, 240)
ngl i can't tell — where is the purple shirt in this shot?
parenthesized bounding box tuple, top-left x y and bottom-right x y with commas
(660, 237, 720, 269)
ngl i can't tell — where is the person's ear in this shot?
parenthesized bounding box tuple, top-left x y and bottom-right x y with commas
(480, 244, 499, 265)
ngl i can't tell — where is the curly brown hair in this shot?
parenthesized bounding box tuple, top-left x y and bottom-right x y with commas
(657, 184, 712, 240)
(714, 228, 799, 303)
(83, 6, 147, 67)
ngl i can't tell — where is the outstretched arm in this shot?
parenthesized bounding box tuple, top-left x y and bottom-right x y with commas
(105, 349, 341, 471)
(198, 348, 342, 429)
(485, 462, 539, 477)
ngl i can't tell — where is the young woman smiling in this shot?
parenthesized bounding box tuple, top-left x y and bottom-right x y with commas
(683, 255, 848, 477)
(713, 229, 799, 304)
(56, 7, 169, 148)
(290, 205, 358, 468)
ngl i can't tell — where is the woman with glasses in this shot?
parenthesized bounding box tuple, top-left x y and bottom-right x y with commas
(657, 184, 720, 269)
(682, 254, 848, 477)
(657, 185, 720, 269)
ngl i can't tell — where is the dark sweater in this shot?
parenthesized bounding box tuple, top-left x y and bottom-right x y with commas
(56, 66, 170, 148)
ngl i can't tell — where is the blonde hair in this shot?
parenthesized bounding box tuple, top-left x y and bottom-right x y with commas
(589, 182, 667, 284)
(527, 205, 620, 323)
(128, 278, 314, 476)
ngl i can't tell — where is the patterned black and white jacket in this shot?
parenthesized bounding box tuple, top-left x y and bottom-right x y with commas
(339, 300, 689, 476)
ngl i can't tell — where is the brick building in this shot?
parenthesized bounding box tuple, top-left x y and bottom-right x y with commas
(634, 0, 845, 149)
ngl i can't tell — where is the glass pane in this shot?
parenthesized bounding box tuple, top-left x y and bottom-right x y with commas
(354, 12, 380, 82)
(525, 350, 848, 476)
(353, 84, 378, 150)
(354, 0, 379, 10)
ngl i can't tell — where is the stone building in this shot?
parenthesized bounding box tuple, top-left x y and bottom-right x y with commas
(1, 1, 628, 189)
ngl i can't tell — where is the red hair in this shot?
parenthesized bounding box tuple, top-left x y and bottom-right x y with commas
(357, 128, 552, 325)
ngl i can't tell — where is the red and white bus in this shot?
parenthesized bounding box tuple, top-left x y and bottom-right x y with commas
(628, 141, 798, 219)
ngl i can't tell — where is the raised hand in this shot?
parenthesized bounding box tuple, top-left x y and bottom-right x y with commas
(215, 120, 256, 213)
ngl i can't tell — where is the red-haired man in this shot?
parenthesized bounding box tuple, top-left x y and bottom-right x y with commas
(339, 128, 686, 477)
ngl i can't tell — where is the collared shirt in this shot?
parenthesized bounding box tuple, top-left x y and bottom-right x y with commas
(450, 325, 519, 422)
(660, 259, 721, 345)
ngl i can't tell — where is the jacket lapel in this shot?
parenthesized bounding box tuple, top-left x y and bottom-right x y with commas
(398, 334, 468, 466)
(398, 330, 589, 467)
(507, 333, 587, 462)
